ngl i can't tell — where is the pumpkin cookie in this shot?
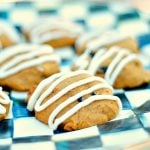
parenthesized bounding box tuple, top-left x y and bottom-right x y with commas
(27, 70, 122, 131)
(23, 17, 84, 48)
(0, 87, 10, 121)
(75, 30, 139, 55)
(0, 21, 20, 48)
(73, 47, 150, 89)
(0, 44, 60, 91)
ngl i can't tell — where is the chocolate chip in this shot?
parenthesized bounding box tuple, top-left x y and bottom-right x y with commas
(91, 92, 96, 95)
(99, 66, 108, 73)
(77, 97, 83, 102)
(89, 51, 95, 58)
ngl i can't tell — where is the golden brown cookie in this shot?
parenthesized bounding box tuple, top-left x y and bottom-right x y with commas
(0, 21, 20, 48)
(75, 30, 139, 55)
(0, 87, 10, 121)
(0, 44, 60, 91)
(27, 70, 121, 131)
(23, 17, 84, 48)
(73, 47, 150, 89)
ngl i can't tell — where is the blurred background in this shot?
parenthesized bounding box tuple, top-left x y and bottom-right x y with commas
(0, 0, 149, 51)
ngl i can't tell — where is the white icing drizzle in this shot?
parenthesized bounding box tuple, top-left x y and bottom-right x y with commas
(0, 44, 60, 78)
(75, 47, 139, 86)
(27, 72, 66, 111)
(75, 31, 100, 49)
(87, 30, 128, 50)
(31, 31, 77, 44)
(74, 50, 90, 70)
(108, 54, 138, 86)
(0, 87, 10, 114)
(27, 70, 122, 130)
(0, 21, 20, 44)
(28, 17, 84, 43)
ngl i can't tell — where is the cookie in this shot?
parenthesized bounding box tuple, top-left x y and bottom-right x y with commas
(75, 30, 139, 55)
(0, 44, 60, 91)
(0, 87, 10, 121)
(27, 70, 122, 131)
(23, 17, 84, 48)
(0, 21, 20, 48)
(73, 47, 150, 89)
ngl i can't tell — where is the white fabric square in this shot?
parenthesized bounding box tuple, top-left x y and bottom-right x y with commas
(125, 89, 150, 108)
(10, 91, 28, 102)
(59, 3, 87, 19)
(118, 20, 150, 37)
(10, 9, 38, 26)
(13, 117, 53, 138)
(139, 112, 150, 128)
(52, 126, 99, 142)
(12, 141, 56, 150)
(101, 128, 149, 147)
(0, 138, 12, 146)
(110, 110, 135, 122)
(88, 12, 116, 30)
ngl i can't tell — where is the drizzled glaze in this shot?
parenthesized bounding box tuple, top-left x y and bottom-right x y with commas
(75, 31, 100, 49)
(27, 70, 122, 130)
(0, 44, 60, 78)
(26, 17, 84, 43)
(0, 87, 10, 114)
(76, 30, 128, 52)
(0, 21, 20, 44)
(87, 31, 128, 50)
(75, 47, 139, 86)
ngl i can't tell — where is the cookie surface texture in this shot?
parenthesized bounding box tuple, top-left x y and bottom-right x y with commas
(0, 44, 60, 91)
(27, 70, 122, 131)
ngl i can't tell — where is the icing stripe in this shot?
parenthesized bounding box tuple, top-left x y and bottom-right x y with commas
(0, 44, 60, 78)
(31, 31, 77, 44)
(50, 95, 121, 130)
(0, 55, 59, 78)
(0, 50, 53, 71)
(88, 47, 120, 74)
(0, 91, 10, 104)
(75, 50, 90, 70)
(109, 54, 138, 85)
(34, 71, 106, 111)
(87, 31, 128, 50)
(75, 31, 99, 49)
(35, 76, 106, 112)
(105, 50, 129, 82)
(48, 83, 113, 128)
(28, 70, 95, 111)
(76, 46, 139, 86)
(0, 87, 10, 114)
(76, 30, 128, 51)
(29, 18, 83, 43)
(34, 71, 95, 110)
(0, 104, 6, 114)
(0, 21, 20, 43)
(27, 72, 66, 111)
(31, 20, 83, 37)
(27, 71, 122, 130)
(0, 44, 53, 63)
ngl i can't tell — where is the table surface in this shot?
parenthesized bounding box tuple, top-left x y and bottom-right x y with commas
(0, 1, 150, 150)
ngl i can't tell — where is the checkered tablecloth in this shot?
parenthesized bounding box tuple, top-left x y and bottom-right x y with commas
(0, 1, 150, 150)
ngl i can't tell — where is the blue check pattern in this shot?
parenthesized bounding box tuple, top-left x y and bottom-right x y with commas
(0, 1, 150, 150)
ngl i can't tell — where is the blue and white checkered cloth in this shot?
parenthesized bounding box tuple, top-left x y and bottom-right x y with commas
(0, 1, 150, 150)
